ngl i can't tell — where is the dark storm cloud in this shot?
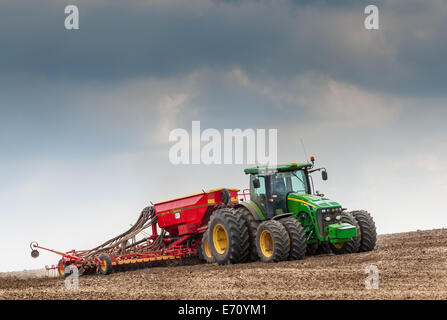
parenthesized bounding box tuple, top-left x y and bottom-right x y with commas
(0, 0, 446, 96)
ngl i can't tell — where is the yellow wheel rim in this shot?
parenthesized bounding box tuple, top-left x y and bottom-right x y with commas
(213, 224, 228, 254)
(333, 242, 344, 249)
(59, 263, 65, 275)
(260, 229, 274, 258)
(101, 260, 107, 271)
(204, 238, 212, 258)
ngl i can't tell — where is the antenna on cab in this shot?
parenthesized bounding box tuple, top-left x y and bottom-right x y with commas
(300, 138, 309, 163)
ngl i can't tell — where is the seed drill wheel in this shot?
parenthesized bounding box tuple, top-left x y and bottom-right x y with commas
(208, 208, 249, 265)
(201, 231, 215, 263)
(98, 254, 113, 275)
(82, 266, 95, 275)
(256, 220, 290, 263)
(57, 259, 67, 278)
(74, 265, 84, 276)
(235, 206, 260, 262)
(329, 212, 361, 254)
(128, 262, 138, 271)
(118, 264, 128, 273)
(279, 217, 306, 260)
(351, 210, 377, 252)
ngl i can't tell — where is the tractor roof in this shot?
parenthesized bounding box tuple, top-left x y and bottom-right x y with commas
(244, 162, 312, 174)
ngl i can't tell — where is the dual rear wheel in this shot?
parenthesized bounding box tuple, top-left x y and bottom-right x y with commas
(202, 207, 307, 264)
(206, 208, 250, 265)
(256, 217, 307, 263)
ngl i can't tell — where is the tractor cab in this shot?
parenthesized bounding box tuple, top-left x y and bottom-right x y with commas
(244, 161, 328, 219)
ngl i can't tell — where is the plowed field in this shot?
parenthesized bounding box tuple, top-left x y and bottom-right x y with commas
(1, 229, 446, 300)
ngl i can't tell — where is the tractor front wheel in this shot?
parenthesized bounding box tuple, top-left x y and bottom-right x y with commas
(307, 243, 332, 255)
(351, 210, 377, 252)
(208, 208, 250, 265)
(306, 243, 318, 256)
(329, 212, 360, 254)
(256, 220, 290, 263)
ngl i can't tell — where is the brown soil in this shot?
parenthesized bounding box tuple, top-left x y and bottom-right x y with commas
(1, 228, 446, 300)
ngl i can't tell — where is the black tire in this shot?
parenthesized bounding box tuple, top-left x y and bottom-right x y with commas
(351, 210, 377, 252)
(221, 189, 230, 205)
(208, 208, 250, 265)
(279, 217, 307, 260)
(329, 212, 360, 254)
(125, 263, 134, 272)
(57, 259, 67, 278)
(76, 265, 84, 276)
(98, 254, 113, 275)
(58, 261, 83, 278)
(316, 243, 332, 254)
(187, 237, 202, 259)
(256, 220, 290, 263)
(201, 231, 215, 263)
(129, 262, 138, 271)
(83, 266, 96, 275)
(235, 206, 260, 262)
(307, 243, 332, 255)
(306, 243, 318, 256)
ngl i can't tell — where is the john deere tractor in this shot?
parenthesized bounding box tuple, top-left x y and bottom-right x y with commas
(204, 157, 377, 264)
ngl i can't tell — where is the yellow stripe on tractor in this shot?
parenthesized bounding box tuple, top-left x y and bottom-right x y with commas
(287, 197, 316, 207)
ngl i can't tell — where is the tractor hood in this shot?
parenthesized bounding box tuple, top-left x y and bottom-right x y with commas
(287, 193, 342, 209)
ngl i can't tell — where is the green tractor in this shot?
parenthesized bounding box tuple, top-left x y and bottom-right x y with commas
(204, 157, 377, 264)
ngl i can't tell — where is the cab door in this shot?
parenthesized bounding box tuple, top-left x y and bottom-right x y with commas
(250, 174, 275, 219)
(250, 174, 267, 218)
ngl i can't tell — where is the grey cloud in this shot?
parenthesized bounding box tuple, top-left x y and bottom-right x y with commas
(1, 0, 446, 96)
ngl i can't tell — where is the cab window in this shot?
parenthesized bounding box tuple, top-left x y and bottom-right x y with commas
(250, 175, 266, 213)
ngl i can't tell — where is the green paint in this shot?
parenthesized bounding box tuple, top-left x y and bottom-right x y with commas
(327, 223, 357, 240)
(244, 163, 312, 174)
(241, 201, 265, 220)
(243, 161, 357, 246)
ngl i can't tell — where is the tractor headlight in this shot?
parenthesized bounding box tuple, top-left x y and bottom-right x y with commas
(336, 215, 341, 220)
(322, 209, 327, 213)
(325, 216, 331, 222)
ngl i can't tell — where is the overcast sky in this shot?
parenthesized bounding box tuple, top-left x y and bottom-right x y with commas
(1, 0, 446, 272)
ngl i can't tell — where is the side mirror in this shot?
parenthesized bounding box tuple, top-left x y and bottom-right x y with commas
(253, 178, 261, 189)
(322, 170, 328, 181)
